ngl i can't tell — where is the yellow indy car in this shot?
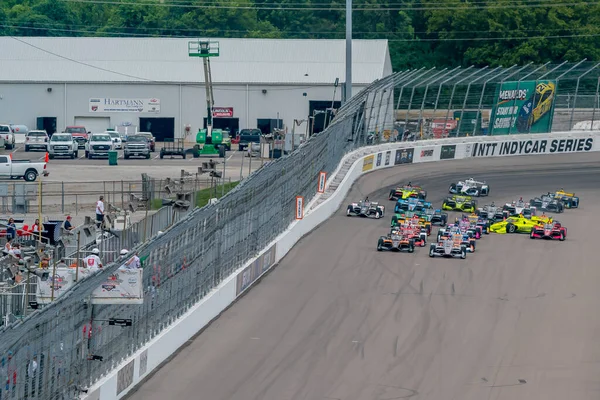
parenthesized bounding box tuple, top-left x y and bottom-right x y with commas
(489, 214, 552, 234)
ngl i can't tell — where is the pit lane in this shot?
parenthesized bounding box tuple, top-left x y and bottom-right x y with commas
(127, 152, 600, 400)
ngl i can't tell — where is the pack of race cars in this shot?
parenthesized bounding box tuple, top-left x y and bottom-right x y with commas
(346, 181, 578, 259)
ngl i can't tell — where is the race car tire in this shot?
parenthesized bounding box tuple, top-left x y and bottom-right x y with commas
(461, 248, 467, 259)
(449, 183, 457, 194)
(559, 232, 565, 241)
(377, 239, 383, 251)
(429, 244, 435, 257)
(375, 211, 381, 219)
(530, 230, 535, 239)
(391, 216, 398, 226)
(507, 223, 516, 233)
(408, 243, 415, 253)
(346, 206, 352, 216)
(389, 190, 395, 200)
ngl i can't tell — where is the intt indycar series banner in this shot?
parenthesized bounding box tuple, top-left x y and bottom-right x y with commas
(470, 137, 594, 157)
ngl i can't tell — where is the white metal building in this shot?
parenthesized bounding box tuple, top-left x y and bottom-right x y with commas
(0, 37, 392, 141)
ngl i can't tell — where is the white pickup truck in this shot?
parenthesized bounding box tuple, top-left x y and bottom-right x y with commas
(0, 155, 49, 181)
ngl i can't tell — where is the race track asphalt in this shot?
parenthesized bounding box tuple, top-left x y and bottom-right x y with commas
(126, 152, 600, 400)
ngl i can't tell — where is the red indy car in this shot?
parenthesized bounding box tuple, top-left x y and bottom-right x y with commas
(529, 221, 567, 241)
(395, 222, 427, 247)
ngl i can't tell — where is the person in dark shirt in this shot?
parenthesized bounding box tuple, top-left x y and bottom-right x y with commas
(6, 218, 16, 240)
(63, 216, 74, 231)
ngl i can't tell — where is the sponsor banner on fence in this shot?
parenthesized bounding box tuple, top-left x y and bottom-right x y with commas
(394, 148, 414, 165)
(470, 137, 594, 157)
(384, 150, 391, 166)
(441, 145, 456, 160)
(490, 80, 557, 135)
(36, 267, 143, 304)
(117, 359, 135, 395)
(420, 148, 434, 158)
(89, 98, 160, 113)
(362, 155, 374, 171)
(296, 196, 304, 219)
(212, 107, 234, 118)
(317, 171, 327, 193)
(236, 244, 277, 296)
(90, 268, 144, 304)
(376, 153, 382, 167)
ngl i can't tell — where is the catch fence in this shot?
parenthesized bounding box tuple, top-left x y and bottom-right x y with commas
(0, 62, 595, 399)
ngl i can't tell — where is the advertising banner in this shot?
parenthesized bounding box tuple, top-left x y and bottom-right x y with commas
(394, 148, 414, 165)
(236, 244, 277, 296)
(470, 137, 594, 157)
(212, 107, 234, 118)
(90, 268, 144, 305)
(490, 80, 557, 135)
(420, 148, 434, 158)
(376, 152, 382, 167)
(440, 145, 456, 160)
(295, 196, 304, 220)
(36, 267, 143, 304)
(89, 98, 160, 113)
(362, 155, 374, 171)
(317, 171, 327, 193)
(384, 150, 391, 166)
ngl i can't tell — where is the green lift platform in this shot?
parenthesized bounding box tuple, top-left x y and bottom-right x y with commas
(189, 40, 226, 158)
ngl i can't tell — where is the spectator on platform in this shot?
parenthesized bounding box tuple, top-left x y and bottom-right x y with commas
(6, 218, 16, 240)
(63, 216, 74, 231)
(31, 219, 41, 233)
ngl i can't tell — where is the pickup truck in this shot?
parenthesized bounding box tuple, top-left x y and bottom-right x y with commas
(85, 133, 114, 159)
(0, 155, 48, 181)
(0, 125, 16, 150)
(65, 126, 89, 149)
(48, 133, 78, 159)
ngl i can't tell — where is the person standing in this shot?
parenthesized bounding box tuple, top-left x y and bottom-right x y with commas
(95, 196, 105, 228)
(63, 215, 74, 231)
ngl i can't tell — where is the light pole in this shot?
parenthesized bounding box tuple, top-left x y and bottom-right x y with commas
(344, 0, 352, 104)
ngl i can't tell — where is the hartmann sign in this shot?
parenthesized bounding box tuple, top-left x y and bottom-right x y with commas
(89, 98, 160, 113)
(470, 137, 594, 157)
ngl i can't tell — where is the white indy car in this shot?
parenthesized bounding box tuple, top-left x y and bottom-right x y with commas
(429, 234, 467, 259)
(449, 178, 490, 197)
(346, 199, 385, 219)
(503, 198, 536, 217)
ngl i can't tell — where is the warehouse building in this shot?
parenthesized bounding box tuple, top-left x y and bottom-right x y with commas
(0, 37, 392, 141)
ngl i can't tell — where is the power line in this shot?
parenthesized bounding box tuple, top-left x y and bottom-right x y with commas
(5, 25, 600, 43)
(58, 0, 600, 11)
(4, 19, 600, 36)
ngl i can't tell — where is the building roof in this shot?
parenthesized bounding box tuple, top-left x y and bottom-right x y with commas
(0, 37, 391, 85)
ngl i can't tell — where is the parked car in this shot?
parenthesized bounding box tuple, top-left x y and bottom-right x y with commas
(48, 133, 78, 159)
(108, 131, 123, 149)
(65, 126, 89, 149)
(25, 130, 49, 152)
(85, 133, 114, 159)
(0, 125, 16, 150)
(238, 129, 262, 151)
(0, 154, 48, 181)
(124, 135, 151, 159)
(136, 132, 156, 152)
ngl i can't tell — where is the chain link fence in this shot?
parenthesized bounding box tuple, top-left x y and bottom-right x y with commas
(1, 61, 597, 399)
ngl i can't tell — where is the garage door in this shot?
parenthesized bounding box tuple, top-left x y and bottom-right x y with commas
(74, 117, 111, 133)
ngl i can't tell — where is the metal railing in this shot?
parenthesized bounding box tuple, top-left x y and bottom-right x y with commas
(0, 62, 596, 399)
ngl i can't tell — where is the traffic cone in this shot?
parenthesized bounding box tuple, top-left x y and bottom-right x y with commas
(9, 153, 12, 160)
(45, 152, 49, 163)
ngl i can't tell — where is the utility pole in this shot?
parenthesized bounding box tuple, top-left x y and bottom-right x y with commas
(344, 0, 352, 104)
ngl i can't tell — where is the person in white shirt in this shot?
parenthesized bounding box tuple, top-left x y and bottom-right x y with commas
(120, 249, 141, 269)
(96, 196, 105, 228)
(83, 248, 103, 271)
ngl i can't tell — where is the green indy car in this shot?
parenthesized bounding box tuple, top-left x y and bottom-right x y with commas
(442, 195, 477, 213)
